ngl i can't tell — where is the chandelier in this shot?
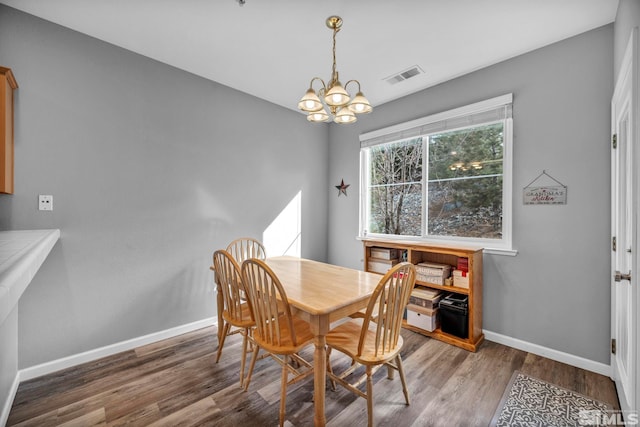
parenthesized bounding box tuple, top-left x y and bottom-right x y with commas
(298, 16, 372, 124)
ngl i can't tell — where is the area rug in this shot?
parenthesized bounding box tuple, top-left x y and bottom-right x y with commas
(490, 371, 613, 427)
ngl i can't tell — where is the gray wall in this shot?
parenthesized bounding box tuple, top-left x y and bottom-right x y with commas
(328, 25, 614, 364)
(0, 5, 328, 369)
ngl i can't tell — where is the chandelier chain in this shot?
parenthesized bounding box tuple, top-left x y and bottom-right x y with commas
(331, 26, 339, 84)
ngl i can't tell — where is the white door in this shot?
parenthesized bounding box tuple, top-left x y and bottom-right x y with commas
(611, 27, 638, 415)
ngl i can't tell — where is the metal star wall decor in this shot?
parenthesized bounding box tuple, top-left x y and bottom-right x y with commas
(335, 179, 350, 197)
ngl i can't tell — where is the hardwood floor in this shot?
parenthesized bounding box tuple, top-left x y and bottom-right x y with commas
(7, 326, 619, 427)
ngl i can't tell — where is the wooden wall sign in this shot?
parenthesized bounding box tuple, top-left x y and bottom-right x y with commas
(523, 171, 567, 205)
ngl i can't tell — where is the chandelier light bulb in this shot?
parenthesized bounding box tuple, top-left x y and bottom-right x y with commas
(307, 110, 330, 122)
(298, 88, 323, 112)
(324, 81, 350, 107)
(348, 91, 372, 114)
(334, 107, 357, 124)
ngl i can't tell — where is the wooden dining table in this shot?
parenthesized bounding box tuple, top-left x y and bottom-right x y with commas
(263, 256, 382, 427)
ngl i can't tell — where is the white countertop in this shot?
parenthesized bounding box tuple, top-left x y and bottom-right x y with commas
(0, 229, 60, 325)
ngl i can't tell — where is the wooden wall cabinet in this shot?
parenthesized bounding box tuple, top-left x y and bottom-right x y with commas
(0, 67, 18, 194)
(362, 238, 484, 352)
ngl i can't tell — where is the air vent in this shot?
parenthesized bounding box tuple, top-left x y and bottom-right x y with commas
(384, 65, 424, 85)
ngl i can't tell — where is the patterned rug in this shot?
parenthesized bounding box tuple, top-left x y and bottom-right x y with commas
(490, 371, 613, 427)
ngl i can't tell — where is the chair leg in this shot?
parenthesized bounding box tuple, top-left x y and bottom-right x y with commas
(243, 344, 260, 391)
(396, 354, 410, 405)
(239, 328, 249, 388)
(215, 321, 231, 363)
(279, 355, 288, 427)
(290, 354, 301, 368)
(326, 347, 336, 391)
(366, 365, 374, 427)
(386, 364, 395, 379)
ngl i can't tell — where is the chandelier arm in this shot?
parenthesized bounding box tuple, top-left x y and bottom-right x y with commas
(343, 79, 362, 94)
(309, 77, 327, 92)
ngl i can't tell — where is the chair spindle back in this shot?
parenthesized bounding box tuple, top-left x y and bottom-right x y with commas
(226, 238, 266, 264)
(213, 250, 250, 323)
(241, 258, 299, 349)
(359, 262, 416, 358)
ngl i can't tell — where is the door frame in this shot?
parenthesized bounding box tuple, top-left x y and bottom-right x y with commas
(611, 26, 639, 415)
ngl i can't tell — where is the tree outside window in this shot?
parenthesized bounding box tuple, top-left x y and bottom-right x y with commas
(365, 123, 504, 240)
(368, 138, 422, 236)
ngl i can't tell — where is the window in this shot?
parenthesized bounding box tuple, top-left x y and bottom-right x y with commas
(360, 94, 513, 251)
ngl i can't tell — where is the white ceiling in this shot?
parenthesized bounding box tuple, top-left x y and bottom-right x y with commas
(0, 0, 619, 114)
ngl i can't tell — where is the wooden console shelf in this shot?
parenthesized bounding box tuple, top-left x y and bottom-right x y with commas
(0, 67, 17, 194)
(362, 238, 484, 352)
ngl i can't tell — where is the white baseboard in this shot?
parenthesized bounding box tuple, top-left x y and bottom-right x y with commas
(1, 374, 20, 427)
(19, 317, 216, 382)
(484, 330, 612, 377)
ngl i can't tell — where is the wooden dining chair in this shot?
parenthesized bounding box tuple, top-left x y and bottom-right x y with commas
(212, 250, 255, 388)
(325, 262, 417, 427)
(241, 258, 315, 427)
(226, 237, 266, 264)
(211, 238, 264, 352)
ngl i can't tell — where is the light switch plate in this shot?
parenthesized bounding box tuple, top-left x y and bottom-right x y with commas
(39, 195, 53, 211)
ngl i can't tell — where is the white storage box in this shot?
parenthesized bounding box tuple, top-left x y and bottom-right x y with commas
(409, 287, 442, 309)
(367, 258, 399, 274)
(369, 247, 400, 260)
(406, 305, 439, 332)
(452, 269, 469, 288)
(415, 262, 451, 285)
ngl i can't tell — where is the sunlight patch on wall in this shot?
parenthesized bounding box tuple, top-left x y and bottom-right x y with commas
(263, 191, 301, 257)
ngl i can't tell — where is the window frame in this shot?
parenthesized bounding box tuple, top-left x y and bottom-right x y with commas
(359, 94, 514, 254)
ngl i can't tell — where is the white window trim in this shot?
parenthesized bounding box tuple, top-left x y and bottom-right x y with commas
(360, 93, 513, 143)
(359, 94, 516, 256)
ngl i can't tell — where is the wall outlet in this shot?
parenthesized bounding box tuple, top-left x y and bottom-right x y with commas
(39, 195, 53, 211)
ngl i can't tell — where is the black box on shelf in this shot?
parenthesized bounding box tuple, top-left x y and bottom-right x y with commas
(439, 294, 468, 338)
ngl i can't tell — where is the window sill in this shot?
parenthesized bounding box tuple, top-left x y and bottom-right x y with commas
(483, 247, 518, 257)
